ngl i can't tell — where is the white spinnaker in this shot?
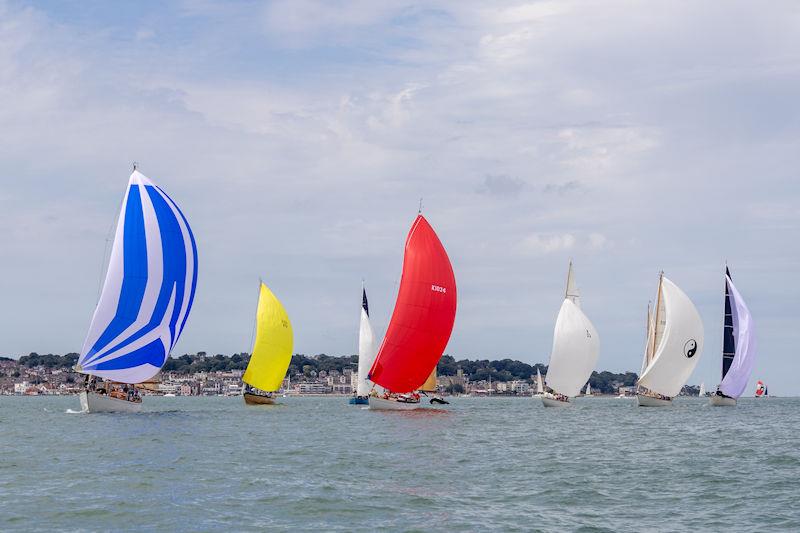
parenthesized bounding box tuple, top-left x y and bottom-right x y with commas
(546, 299, 600, 397)
(638, 277, 704, 397)
(719, 275, 756, 399)
(357, 307, 378, 396)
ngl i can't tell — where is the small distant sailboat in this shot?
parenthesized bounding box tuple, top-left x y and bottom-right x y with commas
(710, 268, 756, 407)
(542, 261, 599, 408)
(367, 214, 457, 411)
(755, 380, 768, 398)
(636, 273, 704, 407)
(75, 168, 198, 413)
(350, 285, 378, 405)
(698, 382, 706, 397)
(533, 368, 544, 397)
(585, 382, 592, 396)
(242, 282, 293, 405)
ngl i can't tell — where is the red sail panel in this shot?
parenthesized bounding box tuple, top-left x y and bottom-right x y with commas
(369, 215, 457, 393)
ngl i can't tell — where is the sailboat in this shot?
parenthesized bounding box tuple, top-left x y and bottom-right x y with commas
(242, 282, 293, 405)
(755, 380, 768, 398)
(350, 285, 377, 405)
(542, 261, 599, 407)
(75, 168, 198, 413)
(710, 268, 756, 406)
(698, 382, 706, 397)
(533, 368, 544, 397)
(585, 382, 592, 396)
(636, 273, 704, 407)
(367, 214, 457, 410)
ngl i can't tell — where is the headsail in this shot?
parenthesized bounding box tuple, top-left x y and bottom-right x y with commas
(242, 282, 293, 392)
(535, 368, 544, 394)
(565, 260, 580, 306)
(356, 286, 378, 397)
(638, 276, 704, 397)
(545, 262, 599, 397)
(77, 170, 198, 384)
(368, 215, 457, 393)
(420, 368, 437, 392)
(718, 271, 756, 399)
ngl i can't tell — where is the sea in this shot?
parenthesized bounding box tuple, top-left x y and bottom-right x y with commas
(1, 395, 798, 532)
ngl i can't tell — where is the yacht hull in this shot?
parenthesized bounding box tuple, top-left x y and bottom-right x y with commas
(709, 394, 736, 406)
(80, 391, 142, 413)
(368, 396, 421, 411)
(636, 393, 672, 407)
(542, 396, 572, 408)
(243, 392, 275, 405)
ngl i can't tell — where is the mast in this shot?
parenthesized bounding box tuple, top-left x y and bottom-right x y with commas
(721, 266, 735, 381)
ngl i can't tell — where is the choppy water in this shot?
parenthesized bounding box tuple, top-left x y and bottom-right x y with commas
(1, 396, 798, 532)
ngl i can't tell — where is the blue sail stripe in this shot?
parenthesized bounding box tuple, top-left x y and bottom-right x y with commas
(84, 185, 187, 369)
(92, 339, 166, 371)
(84, 185, 149, 362)
(154, 184, 198, 347)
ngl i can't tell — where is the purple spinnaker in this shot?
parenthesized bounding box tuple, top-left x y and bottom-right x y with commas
(719, 275, 756, 398)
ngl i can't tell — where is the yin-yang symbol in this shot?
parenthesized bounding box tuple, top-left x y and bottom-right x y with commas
(684, 339, 697, 358)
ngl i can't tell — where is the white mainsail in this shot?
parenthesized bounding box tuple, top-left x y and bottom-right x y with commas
(638, 276, 705, 398)
(545, 263, 600, 397)
(356, 286, 378, 397)
(565, 259, 580, 306)
(585, 382, 592, 395)
(699, 382, 706, 396)
(535, 368, 544, 394)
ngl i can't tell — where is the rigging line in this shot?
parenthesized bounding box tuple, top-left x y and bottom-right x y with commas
(248, 278, 260, 355)
(95, 176, 130, 303)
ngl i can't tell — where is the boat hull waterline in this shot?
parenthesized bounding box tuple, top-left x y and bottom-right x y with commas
(79, 391, 142, 413)
(243, 393, 275, 405)
(709, 395, 736, 407)
(636, 393, 673, 407)
(541, 396, 572, 408)
(349, 396, 369, 405)
(368, 396, 422, 411)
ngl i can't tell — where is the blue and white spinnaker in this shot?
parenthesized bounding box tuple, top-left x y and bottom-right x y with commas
(76, 170, 198, 384)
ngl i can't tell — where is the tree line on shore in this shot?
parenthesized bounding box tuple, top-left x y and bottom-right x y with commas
(8, 352, 639, 394)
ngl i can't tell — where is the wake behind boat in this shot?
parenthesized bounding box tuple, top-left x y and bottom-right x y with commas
(74, 168, 198, 413)
(242, 281, 293, 406)
(367, 214, 457, 411)
(542, 261, 599, 408)
(636, 273, 704, 407)
(710, 267, 756, 407)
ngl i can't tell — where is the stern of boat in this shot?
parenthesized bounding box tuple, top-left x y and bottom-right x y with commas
(368, 396, 422, 411)
(709, 394, 736, 407)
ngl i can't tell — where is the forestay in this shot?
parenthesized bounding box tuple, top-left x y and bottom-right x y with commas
(77, 170, 198, 384)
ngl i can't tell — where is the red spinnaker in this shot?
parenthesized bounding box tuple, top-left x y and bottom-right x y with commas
(369, 215, 457, 393)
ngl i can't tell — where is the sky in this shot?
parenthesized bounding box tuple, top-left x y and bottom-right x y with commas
(1, 1, 799, 394)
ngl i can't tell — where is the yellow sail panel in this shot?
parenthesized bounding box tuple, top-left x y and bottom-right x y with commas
(419, 368, 437, 392)
(243, 283, 293, 392)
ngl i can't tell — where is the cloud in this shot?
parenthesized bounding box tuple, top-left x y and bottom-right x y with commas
(476, 174, 525, 196)
(519, 233, 576, 255)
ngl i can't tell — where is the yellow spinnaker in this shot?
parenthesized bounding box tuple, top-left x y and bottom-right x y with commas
(243, 283, 293, 392)
(419, 368, 437, 392)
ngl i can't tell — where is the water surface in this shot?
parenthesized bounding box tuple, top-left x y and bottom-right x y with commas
(1, 396, 798, 531)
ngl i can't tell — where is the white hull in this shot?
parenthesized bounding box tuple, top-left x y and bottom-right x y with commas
(709, 394, 736, 406)
(80, 391, 142, 413)
(368, 396, 421, 411)
(542, 395, 572, 408)
(636, 393, 672, 407)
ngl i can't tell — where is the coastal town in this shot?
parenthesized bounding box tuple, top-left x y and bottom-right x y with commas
(1, 352, 648, 397)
